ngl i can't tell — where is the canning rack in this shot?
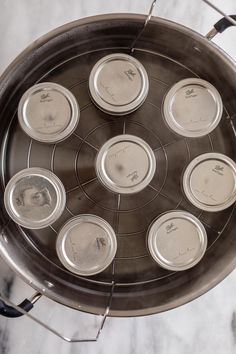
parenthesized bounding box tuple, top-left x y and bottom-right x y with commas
(0, 0, 236, 343)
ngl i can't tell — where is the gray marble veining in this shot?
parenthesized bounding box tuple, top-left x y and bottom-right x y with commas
(1, 264, 236, 354)
(0, 1, 236, 353)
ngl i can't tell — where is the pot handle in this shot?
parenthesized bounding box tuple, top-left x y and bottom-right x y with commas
(0, 283, 114, 343)
(0, 292, 41, 318)
(214, 15, 236, 33)
(206, 15, 236, 40)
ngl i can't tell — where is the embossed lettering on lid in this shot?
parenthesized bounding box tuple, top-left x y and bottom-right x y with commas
(95, 134, 156, 194)
(147, 210, 207, 271)
(56, 214, 117, 276)
(163, 78, 223, 137)
(18, 82, 79, 143)
(89, 53, 149, 115)
(183, 153, 236, 211)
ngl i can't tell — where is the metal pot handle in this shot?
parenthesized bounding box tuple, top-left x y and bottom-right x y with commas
(200, 0, 236, 40)
(0, 298, 33, 318)
(0, 292, 41, 318)
(206, 15, 236, 40)
(214, 15, 236, 33)
(0, 283, 114, 342)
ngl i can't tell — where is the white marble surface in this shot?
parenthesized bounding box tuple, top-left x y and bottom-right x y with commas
(1, 0, 236, 74)
(0, 1, 236, 353)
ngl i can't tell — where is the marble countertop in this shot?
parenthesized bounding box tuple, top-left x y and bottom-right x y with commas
(0, 1, 236, 353)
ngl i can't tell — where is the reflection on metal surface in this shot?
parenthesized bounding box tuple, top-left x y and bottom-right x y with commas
(205, 27, 218, 41)
(29, 292, 42, 304)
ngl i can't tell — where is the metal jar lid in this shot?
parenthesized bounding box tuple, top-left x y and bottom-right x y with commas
(18, 82, 79, 143)
(183, 153, 236, 212)
(56, 214, 117, 276)
(163, 78, 223, 137)
(147, 210, 207, 271)
(95, 134, 156, 194)
(4, 167, 66, 229)
(89, 53, 149, 115)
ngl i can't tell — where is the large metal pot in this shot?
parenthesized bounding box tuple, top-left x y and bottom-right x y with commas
(0, 13, 235, 321)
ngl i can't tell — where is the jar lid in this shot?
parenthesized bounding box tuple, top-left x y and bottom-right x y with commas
(147, 210, 207, 271)
(95, 134, 156, 194)
(163, 78, 223, 137)
(183, 153, 236, 212)
(56, 214, 117, 276)
(4, 167, 66, 229)
(18, 82, 79, 143)
(89, 53, 149, 115)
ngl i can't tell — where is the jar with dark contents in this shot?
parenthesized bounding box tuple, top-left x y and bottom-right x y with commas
(4, 167, 66, 229)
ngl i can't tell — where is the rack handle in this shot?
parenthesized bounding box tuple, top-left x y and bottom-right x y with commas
(0, 285, 114, 343)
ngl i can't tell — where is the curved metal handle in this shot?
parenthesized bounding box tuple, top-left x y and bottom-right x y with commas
(130, 0, 157, 52)
(201, 0, 236, 40)
(206, 15, 236, 40)
(0, 283, 114, 343)
(0, 292, 41, 318)
(202, 0, 236, 26)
